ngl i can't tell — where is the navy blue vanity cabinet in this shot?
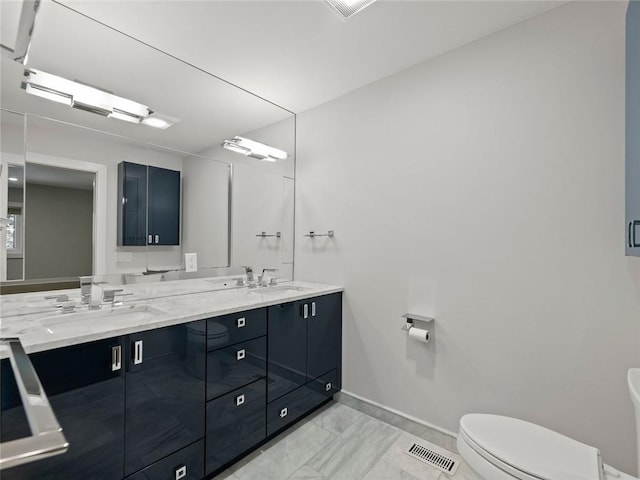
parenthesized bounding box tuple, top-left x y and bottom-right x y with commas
(205, 309, 267, 476)
(117, 161, 181, 247)
(267, 301, 308, 402)
(125, 439, 204, 480)
(627, 1, 640, 256)
(0, 337, 125, 480)
(205, 379, 266, 474)
(148, 165, 181, 246)
(124, 321, 205, 477)
(118, 161, 148, 246)
(306, 293, 342, 386)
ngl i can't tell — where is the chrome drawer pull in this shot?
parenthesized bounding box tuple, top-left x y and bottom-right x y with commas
(279, 407, 288, 418)
(303, 304, 309, 319)
(133, 340, 143, 365)
(325, 382, 332, 392)
(148, 234, 152, 244)
(175, 464, 187, 480)
(236, 349, 246, 361)
(237, 317, 246, 328)
(311, 302, 316, 317)
(236, 394, 245, 406)
(111, 345, 122, 371)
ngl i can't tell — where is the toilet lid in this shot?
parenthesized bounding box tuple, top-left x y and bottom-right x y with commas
(460, 414, 603, 480)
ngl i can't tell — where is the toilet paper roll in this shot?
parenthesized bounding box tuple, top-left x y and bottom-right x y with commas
(408, 326, 430, 344)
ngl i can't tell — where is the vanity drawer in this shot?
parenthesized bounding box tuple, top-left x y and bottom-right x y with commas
(308, 369, 340, 398)
(207, 336, 266, 400)
(207, 308, 267, 351)
(266, 384, 324, 437)
(206, 379, 266, 474)
(125, 439, 204, 480)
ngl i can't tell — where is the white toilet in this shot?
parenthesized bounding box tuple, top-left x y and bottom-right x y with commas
(457, 368, 640, 480)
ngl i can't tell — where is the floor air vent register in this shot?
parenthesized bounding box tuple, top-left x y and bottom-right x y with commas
(405, 442, 460, 475)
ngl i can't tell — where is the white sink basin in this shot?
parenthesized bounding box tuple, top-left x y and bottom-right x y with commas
(39, 304, 167, 333)
(249, 285, 311, 295)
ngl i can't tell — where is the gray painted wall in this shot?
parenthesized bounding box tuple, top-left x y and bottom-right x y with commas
(25, 183, 93, 280)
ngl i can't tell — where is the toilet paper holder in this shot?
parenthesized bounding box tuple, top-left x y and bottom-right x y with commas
(401, 313, 434, 331)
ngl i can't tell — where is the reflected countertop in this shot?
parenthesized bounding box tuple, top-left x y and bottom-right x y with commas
(0, 279, 343, 355)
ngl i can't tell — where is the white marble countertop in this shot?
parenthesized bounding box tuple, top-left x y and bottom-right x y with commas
(0, 279, 343, 355)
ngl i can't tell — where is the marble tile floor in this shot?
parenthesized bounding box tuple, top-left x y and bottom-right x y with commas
(214, 402, 478, 480)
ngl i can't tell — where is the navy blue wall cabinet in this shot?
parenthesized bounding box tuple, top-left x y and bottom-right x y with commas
(117, 161, 181, 246)
(1, 337, 126, 480)
(125, 321, 205, 477)
(627, 1, 640, 256)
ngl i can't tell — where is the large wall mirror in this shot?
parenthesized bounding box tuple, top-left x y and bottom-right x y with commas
(0, 0, 296, 292)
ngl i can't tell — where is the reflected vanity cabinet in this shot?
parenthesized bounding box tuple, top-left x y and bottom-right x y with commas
(627, 1, 640, 256)
(117, 161, 181, 246)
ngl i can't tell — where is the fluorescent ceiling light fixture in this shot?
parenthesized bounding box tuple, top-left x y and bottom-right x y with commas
(8, 177, 18, 182)
(326, 0, 376, 19)
(221, 136, 288, 162)
(21, 68, 177, 129)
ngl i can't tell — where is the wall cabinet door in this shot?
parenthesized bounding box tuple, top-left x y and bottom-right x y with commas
(148, 165, 181, 246)
(118, 161, 148, 246)
(306, 293, 342, 383)
(627, 1, 640, 256)
(267, 301, 308, 402)
(124, 321, 205, 476)
(0, 338, 125, 480)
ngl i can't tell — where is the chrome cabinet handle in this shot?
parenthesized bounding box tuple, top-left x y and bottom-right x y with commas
(0, 338, 69, 470)
(133, 340, 143, 365)
(236, 349, 246, 361)
(237, 317, 246, 328)
(175, 465, 187, 480)
(325, 382, 332, 392)
(148, 234, 152, 244)
(303, 304, 309, 319)
(236, 394, 245, 406)
(311, 302, 316, 317)
(155, 234, 159, 244)
(111, 345, 122, 371)
(279, 407, 288, 418)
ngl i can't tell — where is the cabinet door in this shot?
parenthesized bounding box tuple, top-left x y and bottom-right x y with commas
(148, 165, 180, 246)
(627, 1, 640, 256)
(267, 301, 307, 402)
(118, 161, 147, 246)
(1, 338, 125, 480)
(125, 321, 205, 476)
(306, 293, 342, 383)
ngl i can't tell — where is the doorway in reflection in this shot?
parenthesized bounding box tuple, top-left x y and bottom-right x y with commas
(23, 163, 94, 281)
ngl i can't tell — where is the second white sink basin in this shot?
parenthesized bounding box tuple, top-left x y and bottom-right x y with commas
(40, 304, 167, 333)
(249, 285, 311, 295)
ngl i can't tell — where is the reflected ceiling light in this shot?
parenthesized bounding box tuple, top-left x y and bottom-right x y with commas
(221, 136, 288, 162)
(326, 0, 376, 19)
(21, 68, 177, 129)
(141, 114, 179, 130)
(8, 177, 18, 182)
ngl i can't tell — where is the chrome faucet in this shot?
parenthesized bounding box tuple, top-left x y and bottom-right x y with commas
(259, 268, 278, 287)
(242, 266, 257, 288)
(79, 276, 92, 304)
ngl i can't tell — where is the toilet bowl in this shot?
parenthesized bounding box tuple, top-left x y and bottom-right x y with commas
(184, 322, 229, 380)
(457, 368, 640, 480)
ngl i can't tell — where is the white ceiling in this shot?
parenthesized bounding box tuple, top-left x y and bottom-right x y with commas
(55, 0, 567, 114)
